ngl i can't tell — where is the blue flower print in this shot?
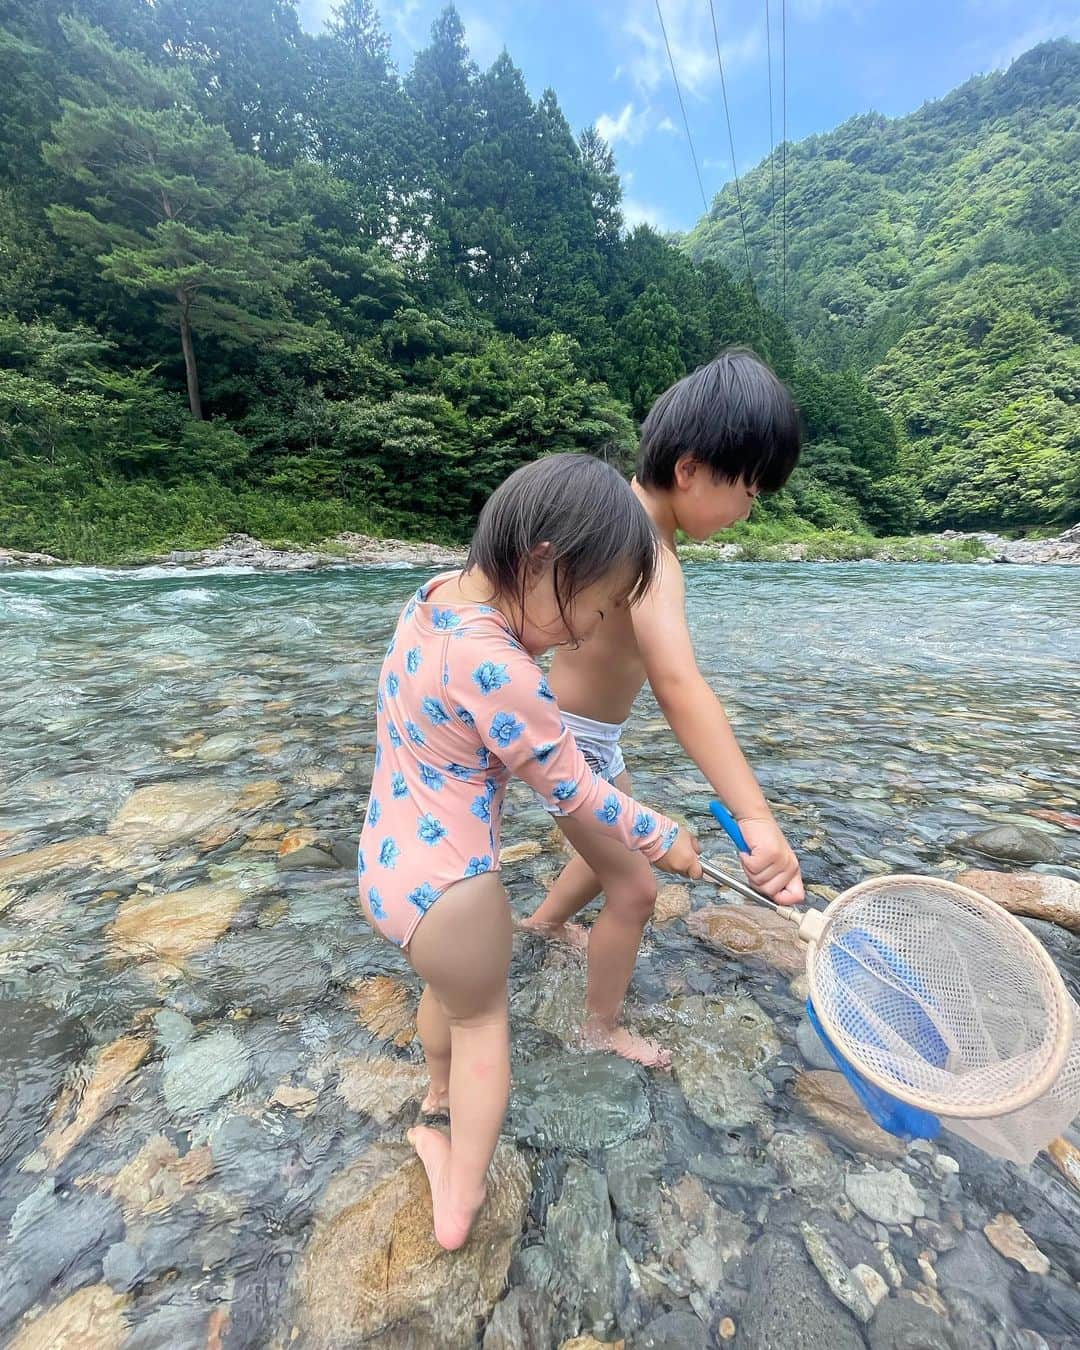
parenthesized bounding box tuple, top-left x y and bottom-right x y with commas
(443, 663, 451, 686)
(419, 763, 445, 791)
(404, 597, 418, 620)
(472, 661, 510, 695)
(374, 743, 383, 769)
(432, 608, 461, 631)
(476, 746, 490, 768)
(595, 793, 622, 826)
(456, 706, 476, 728)
(423, 697, 450, 726)
(406, 647, 422, 675)
(552, 779, 578, 803)
(661, 824, 680, 853)
(367, 797, 381, 827)
(368, 886, 387, 921)
(407, 881, 439, 912)
(446, 762, 472, 780)
(537, 675, 555, 702)
(391, 772, 408, 798)
(417, 813, 447, 845)
(464, 855, 492, 878)
(379, 836, 400, 868)
(470, 794, 491, 823)
(376, 688, 384, 713)
(357, 848, 366, 877)
(484, 777, 498, 798)
(386, 635, 396, 657)
(405, 720, 426, 746)
(489, 712, 524, 747)
(386, 671, 400, 698)
(533, 741, 557, 764)
(633, 810, 656, 838)
(387, 721, 402, 748)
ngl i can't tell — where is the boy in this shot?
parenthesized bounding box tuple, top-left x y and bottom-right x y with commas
(523, 349, 805, 1066)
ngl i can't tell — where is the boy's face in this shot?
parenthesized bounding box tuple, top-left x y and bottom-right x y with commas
(672, 456, 759, 540)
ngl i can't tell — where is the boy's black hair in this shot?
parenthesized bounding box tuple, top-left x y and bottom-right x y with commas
(636, 348, 802, 493)
(467, 454, 657, 640)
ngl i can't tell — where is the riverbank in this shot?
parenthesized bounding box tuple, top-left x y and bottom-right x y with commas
(3, 523, 1079, 571)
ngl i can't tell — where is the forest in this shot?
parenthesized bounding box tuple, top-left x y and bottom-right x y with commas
(0, 1, 1074, 561)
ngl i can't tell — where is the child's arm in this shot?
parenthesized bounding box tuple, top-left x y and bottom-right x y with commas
(447, 632, 700, 877)
(632, 550, 803, 904)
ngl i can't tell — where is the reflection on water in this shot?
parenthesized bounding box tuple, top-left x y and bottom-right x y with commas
(0, 562, 1078, 1347)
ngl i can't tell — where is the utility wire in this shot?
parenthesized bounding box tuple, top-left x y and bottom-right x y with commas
(764, 0, 780, 300)
(654, 0, 709, 214)
(708, 0, 755, 292)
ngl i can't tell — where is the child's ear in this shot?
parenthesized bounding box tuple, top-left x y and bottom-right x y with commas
(674, 455, 700, 489)
(526, 540, 553, 571)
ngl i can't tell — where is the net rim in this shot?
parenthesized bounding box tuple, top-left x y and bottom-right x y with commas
(805, 873, 1075, 1119)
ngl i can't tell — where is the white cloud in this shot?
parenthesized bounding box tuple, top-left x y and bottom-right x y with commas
(616, 0, 761, 97)
(382, 0, 425, 49)
(703, 155, 730, 170)
(622, 196, 679, 232)
(657, 115, 678, 134)
(976, 11, 1080, 70)
(596, 102, 652, 145)
(462, 11, 503, 67)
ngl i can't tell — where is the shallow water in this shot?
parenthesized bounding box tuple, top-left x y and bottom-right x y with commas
(0, 562, 1078, 1348)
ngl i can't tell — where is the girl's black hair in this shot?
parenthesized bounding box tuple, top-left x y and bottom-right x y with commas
(466, 454, 657, 640)
(636, 347, 802, 493)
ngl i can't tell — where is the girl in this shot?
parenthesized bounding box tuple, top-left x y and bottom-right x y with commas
(358, 454, 702, 1251)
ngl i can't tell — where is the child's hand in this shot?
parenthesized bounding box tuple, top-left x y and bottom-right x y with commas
(656, 827, 703, 880)
(737, 816, 804, 905)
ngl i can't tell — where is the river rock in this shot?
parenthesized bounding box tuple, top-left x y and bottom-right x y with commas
(605, 1133, 665, 1226)
(278, 844, 340, 870)
(6, 1284, 130, 1350)
(1046, 1135, 1080, 1192)
(547, 1159, 621, 1337)
(0, 998, 87, 1166)
(957, 870, 1080, 933)
(688, 904, 806, 975)
(795, 1015, 836, 1070)
(800, 1222, 876, 1324)
(290, 1139, 529, 1348)
(110, 883, 245, 971)
(736, 1232, 864, 1350)
(794, 1071, 905, 1159)
(505, 1053, 650, 1151)
(347, 974, 418, 1046)
(983, 1213, 1050, 1275)
(1009, 1269, 1080, 1341)
(770, 1131, 842, 1198)
(107, 781, 244, 845)
(337, 1056, 425, 1122)
(647, 1175, 749, 1317)
(90, 1134, 214, 1219)
(960, 827, 1059, 866)
(631, 1312, 706, 1348)
(0, 1183, 124, 1328)
(0, 834, 127, 886)
(846, 1168, 926, 1226)
(653, 884, 690, 923)
(867, 1297, 961, 1350)
(482, 1288, 558, 1349)
(39, 1032, 151, 1167)
(936, 1233, 1017, 1343)
(667, 993, 779, 1131)
(162, 1028, 250, 1117)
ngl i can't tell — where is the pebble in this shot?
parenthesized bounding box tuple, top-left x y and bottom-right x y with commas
(800, 1221, 877, 1324)
(846, 1168, 926, 1227)
(983, 1212, 1051, 1275)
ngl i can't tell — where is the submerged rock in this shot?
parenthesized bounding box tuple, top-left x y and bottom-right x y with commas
(289, 1139, 529, 1348)
(983, 1213, 1050, 1275)
(800, 1222, 876, 1324)
(664, 993, 779, 1132)
(347, 974, 418, 1047)
(162, 1028, 250, 1117)
(547, 1159, 621, 1337)
(110, 882, 245, 971)
(793, 1071, 905, 1160)
(957, 869, 1080, 933)
(688, 904, 806, 976)
(960, 826, 1059, 866)
(846, 1168, 926, 1227)
(505, 1053, 650, 1152)
(736, 1232, 864, 1350)
(769, 1131, 842, 1199)
(0, 998, 87, 1167)
(867, 1297, 961, 1350)
(5, 1284, 130, 1350)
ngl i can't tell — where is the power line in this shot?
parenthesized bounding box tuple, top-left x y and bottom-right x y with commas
(708, 0, 755, 293)
(764, 0, 780, 300)
(781, 0, 788, 320)
(653, 0, 709, 215)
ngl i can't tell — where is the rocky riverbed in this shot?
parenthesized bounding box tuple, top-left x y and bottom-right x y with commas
(1, 562, 1078, 1348)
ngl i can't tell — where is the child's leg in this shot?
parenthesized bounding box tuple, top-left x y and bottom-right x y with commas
(521, 850, 600, 948)
(532, 772, 667, 1068)
(404, 872, 512, 1251)
(416, 985, 451, 1113)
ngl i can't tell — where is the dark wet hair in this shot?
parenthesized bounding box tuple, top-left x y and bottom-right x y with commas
(637, 348, 802, 492)
(466, 454, 657, 640)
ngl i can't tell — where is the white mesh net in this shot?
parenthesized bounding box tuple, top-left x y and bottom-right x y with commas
(805, 875, 1080, 1162)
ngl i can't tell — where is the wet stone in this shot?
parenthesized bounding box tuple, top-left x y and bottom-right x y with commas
(547, 1159, 621, 1338)
(505, 1053, 651, 1152)
(482, 1287, 559, 1350)
(867, 1297, 962, 1350)
(847, 1168, 926, 1227)
(736, 1232, 864, 1350)
(161, 1027, 251, 1117)
(769, 1131, 842, 1199)
(0, 998, 87, 1167)
(960, 826, 1059, 866)
(629, 1310, 708, 1349)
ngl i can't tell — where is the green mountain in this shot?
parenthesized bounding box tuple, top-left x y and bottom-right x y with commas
(686, 41, 1080, 528)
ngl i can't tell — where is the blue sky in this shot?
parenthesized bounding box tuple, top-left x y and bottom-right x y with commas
(297, 0, 1080, 233)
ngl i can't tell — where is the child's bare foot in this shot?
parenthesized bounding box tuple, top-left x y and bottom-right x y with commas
(582, 1018, 673, 1070)
(407, 1125, 486, 1252)
(519, 915, 589, 952)
(421, 1083, 449, 1115)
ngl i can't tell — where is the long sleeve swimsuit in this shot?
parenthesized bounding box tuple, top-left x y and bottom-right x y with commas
(358, 573, 680, 948)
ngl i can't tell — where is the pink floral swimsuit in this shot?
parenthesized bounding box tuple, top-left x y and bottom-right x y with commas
(358, 573, 680, 948)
